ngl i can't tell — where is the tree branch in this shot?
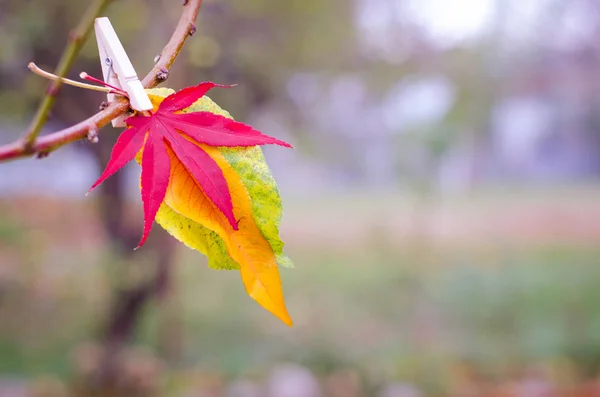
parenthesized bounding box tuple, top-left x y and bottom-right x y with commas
(23, 0, 115, 150)
(0, 0, 203, 162)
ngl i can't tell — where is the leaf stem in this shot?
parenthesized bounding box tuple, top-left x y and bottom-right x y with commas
(28, 62, 113, 93)
(0, 0, 204, 162)
(79, 72, 128, 96)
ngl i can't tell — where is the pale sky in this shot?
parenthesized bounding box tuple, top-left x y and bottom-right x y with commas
(354, 0, 591, 53)
(355, 0, 497, 54)
(405, 0, 495, 45)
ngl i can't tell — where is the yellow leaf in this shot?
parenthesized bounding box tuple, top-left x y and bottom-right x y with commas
(162, 143, 292, 326)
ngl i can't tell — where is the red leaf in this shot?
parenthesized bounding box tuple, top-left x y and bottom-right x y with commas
(162, 112, 292, 148)
(158, 82, 231, 113)
(139, 134, 170, 248)
(90, 81, 291, 248)
(165, 130, 238, 230)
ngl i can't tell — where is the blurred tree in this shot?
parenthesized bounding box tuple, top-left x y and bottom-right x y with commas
(0, 1, 184, 395)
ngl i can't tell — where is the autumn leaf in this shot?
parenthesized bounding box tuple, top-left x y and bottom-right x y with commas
(154, 89, 293, 270)
(89, 83, 294, 326)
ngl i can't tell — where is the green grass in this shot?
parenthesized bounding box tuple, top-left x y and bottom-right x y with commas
(149, 243, 600, 384)
(2, 189, 600, 394)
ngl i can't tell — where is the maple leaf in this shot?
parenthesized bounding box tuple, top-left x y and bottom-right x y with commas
(89, 82, 291, 248)
(89, 83, 294, 326)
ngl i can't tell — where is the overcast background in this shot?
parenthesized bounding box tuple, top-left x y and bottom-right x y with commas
(1, 1, 600, 396)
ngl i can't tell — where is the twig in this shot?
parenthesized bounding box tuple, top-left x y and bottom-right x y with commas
(141, 2, 200, 87)
(22, 0, 115, 151)
(0, 100, 130, 160)
(0, 0, 203, 162)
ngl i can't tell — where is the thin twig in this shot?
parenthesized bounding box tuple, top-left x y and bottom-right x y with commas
(22, 0, 115, 150)
(141, 2, 201, 87)
(0, 0, 203, 162)
(0, 100, 130, 160)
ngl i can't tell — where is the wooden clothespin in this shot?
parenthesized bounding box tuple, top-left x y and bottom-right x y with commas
(94, 17, 152, 127)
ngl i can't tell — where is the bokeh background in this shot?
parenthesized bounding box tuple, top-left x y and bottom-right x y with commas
(1, 0, 600, 396)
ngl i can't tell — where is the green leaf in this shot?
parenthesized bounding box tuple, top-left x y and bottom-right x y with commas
(151, 88, 293, 269)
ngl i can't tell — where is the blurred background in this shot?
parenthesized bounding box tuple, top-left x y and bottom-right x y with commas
(1, 0, 600, 396)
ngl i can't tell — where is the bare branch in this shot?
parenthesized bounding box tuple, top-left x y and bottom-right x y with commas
(0, 0, 204, 162)
(22, 0, 115, 150)
(142, 1, 202, 87)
